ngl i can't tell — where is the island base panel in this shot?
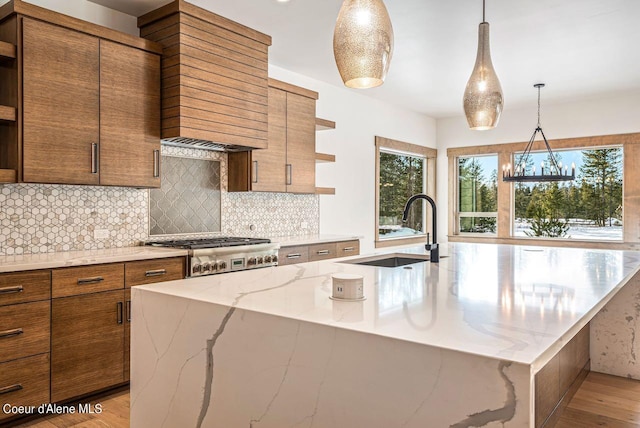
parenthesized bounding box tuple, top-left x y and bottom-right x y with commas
(131, 289, 532, 427)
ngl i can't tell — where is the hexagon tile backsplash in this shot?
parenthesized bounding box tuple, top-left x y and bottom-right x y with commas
(0, 147, 319, 256)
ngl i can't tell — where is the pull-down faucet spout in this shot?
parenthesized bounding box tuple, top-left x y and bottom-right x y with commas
(402, 194, 439, 263)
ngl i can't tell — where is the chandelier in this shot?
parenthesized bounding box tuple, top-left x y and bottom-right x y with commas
(503, 84, 575, 183)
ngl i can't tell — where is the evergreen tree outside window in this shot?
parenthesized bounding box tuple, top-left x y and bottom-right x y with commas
(514, 147, 623, 240)
(378, 150, 426, 239)
(458, 155, 498, 234)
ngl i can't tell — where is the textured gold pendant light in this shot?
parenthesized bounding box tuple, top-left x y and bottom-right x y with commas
(333, 0, 394, 89)
(463, 0, 503, 130)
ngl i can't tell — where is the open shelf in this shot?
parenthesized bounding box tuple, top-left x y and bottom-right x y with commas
(0, 105, 16, 122)
(315, 118, 335, 131)
(315, 152, 335, 163)
(0, 41, 16, 60)
(315, 187, 335, 195)
(0, 169, 16, 183)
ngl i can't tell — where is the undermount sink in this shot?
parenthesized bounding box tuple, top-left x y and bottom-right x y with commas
(344, 254, 431, 268)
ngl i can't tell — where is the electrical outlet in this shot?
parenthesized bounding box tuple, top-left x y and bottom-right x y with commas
(94, 229, 110, 239)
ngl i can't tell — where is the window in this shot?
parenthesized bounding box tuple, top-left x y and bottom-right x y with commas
(457, 155, 498, 235)
(447, 133, 635, 248)
(375, 136, 436, 248)
(513, 147, 623, 241)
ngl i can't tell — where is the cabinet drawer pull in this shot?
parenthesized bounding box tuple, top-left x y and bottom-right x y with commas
(117, 302, 123, 325)
(77, 276, 104, 285)
(0, 285, 23, 294)
(316, 250, 330, 255)
(286, 164, 292, 185)
(145, 269, 167, 277)
(286, 253, 302, 259)
(342, 247, 355, 252)
(91, 143, 99, 174)
(252, 160, 258, 183)
(0, 384, 22, 395)
(0, 328, 23, 339)
(153, 149, 160, 178)
(126, 300, 132, 323)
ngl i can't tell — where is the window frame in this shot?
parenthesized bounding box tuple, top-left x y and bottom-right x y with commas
(375, 136, 437, 249)
(446, 132, 640, 250)
(456, 154, 499, 236)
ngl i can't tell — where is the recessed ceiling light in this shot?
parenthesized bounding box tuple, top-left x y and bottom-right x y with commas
(276, 0, 291, 3)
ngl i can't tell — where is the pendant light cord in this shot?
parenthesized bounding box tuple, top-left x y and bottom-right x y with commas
(483, 0, 486, 22)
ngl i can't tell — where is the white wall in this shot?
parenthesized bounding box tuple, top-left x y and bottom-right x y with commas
(436, 90, 640, 244)
(269, 65, 437, 254)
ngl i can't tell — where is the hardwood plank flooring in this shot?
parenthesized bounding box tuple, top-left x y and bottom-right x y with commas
(555, 372, 640, 427)
(7, 372, 640, 427)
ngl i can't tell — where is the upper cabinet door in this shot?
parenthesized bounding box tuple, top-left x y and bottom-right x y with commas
(100, 40, 161, 188)
(252, 86, 287, 192)
(285, 92, 316, 194)
(22, 18, 100, 185)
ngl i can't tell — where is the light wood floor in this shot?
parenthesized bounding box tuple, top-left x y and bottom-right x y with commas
(556, 372, 640, 427)
(11, 372, 640, 427)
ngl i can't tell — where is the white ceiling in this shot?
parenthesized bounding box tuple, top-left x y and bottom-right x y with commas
(89, 0, 640, 119)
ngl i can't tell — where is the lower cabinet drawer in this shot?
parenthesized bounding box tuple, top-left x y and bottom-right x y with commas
(0, 353, 50, 422)
(0, 270, 50, 307)
(0, 301, 50, 363)
(52, 263, 124, 298)
(336, 240, 360, 257)
(309, 243, 338, 262)
(278, 246, 309, 266)
(125, 257, 185, 287)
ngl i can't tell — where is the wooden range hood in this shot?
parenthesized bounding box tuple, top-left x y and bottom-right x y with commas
(138, 0, 272, 152)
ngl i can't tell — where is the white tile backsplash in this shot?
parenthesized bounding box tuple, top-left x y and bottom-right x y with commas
(0, 146, 319, 255)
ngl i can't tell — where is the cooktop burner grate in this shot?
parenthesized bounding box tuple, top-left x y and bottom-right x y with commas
(146, 237, 271, 249)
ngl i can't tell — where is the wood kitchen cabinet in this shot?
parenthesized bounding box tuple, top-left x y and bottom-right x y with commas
(51, 264, 126, 402)
(0, 269, 51, 423)
(100, 40, 161, 188)
(228, 79, 317, 194)
(49, 257, 185, 400)
(22, 19, 161, 187)
(0, 2, 163, 187)
(278, 239, 360, 266)
(51, 289, 125, 402)
(22, 18, 100, 185)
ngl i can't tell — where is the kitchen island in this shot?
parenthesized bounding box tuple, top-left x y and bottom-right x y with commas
(130, 243, 640, 427)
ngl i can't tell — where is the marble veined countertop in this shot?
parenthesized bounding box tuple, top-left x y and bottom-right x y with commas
(0, 246, 189, 273)
(134, 242, 640, 368)
(270, 234, 362, 247)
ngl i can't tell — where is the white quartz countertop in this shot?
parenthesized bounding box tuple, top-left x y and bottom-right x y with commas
(0, 246, 189, 273)
(271, 234, 361, 247)
(134, 243, 640, 368)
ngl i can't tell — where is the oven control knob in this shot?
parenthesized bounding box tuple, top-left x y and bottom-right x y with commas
(257, 257, 264, 265)
(202, 263, 211, 272)
(248, 257, 257, 266)
(192, 264, 202, 274)
(218, 261, 227, 270)
(264, 255, 272, 263)
(272, 255, 278, 263)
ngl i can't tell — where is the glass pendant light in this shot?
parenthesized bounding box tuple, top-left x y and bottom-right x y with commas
(333, 0, 394, 89)
(463, 0, 503, 130)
